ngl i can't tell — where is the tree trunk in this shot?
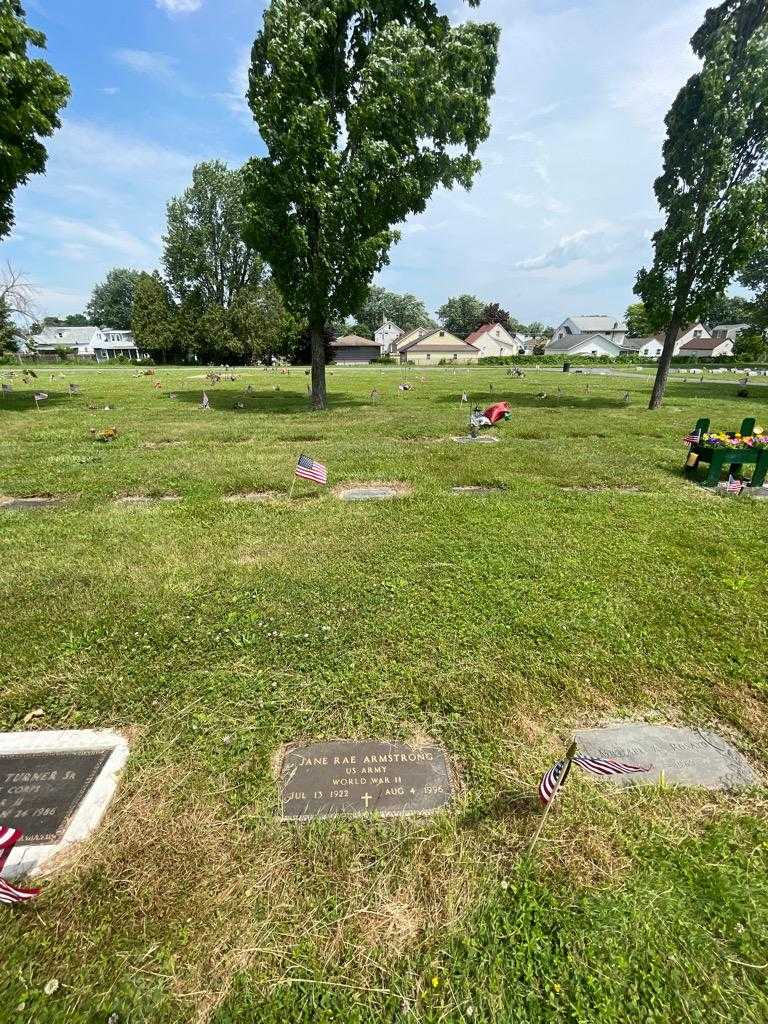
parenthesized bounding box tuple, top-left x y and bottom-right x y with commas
(310, 323, 327, 411)
(648, 319, 681, 410)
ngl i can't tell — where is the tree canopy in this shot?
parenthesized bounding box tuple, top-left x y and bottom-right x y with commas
(437, 294, 487, 337)
(243, 0, 499, 408)
(624, 302, 653, 338)
(636, 0, 768, 407)
(0, 1, 69, 240)
(87, 268, 142, 330)
(164, 161, 264, 309)
(354, 286, 434, 334)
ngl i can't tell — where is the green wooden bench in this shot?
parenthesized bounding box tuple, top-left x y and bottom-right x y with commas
(684, 416, 768, 487)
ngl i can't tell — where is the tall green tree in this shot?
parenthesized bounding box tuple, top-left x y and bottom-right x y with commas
(0, 1, 69, 240)
(243, 1, 499, 409)
(164, 161, 263, 309)
(132, 271, 180, 362)
(437, 294, 487, 337)
(636, 0, 768, 409)
(355, 286, 434, 333)
(87, 268, 142, 330)
(479, 301, 521, 333)
(625, 302, 653, 338)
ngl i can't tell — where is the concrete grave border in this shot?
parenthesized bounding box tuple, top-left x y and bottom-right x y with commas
(0, 729, 129, 879)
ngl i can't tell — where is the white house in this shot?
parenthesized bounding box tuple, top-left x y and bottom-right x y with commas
(398, 328, 480, 364)
(678, 335, 734, 358)
(374, 319, 404, 351)
(30, 326, 142, 360)
(553, 316, 628, 348)
(464, 322, 528, 357)
(621, 336, 665, 359)
(711, 323, 750, 344)
(669, 322, 712, 354)
(546, 332, 623, 358)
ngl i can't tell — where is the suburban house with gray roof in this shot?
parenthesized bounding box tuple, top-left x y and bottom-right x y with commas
(329, 334, 384, 364)
(399, 328, 480, 364)
(26, 326, 141, 360)
(552, 316, 628, 348)
(546, 332, 623, 358)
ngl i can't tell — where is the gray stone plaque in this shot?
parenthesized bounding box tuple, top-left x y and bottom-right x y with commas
(575, 724, 759, 791)
(339, 487, 397, 501)
(279, 741, 454, 820)
(0, 749, 112, 844)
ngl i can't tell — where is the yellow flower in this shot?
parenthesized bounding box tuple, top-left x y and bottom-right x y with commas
(431, 976, 440, 989)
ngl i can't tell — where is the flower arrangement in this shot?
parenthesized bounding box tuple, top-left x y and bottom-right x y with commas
(699, 428, 768, 448)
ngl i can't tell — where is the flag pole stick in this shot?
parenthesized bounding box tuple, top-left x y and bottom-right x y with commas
(527, 740, 577, 857)
(288, 474, 297, 500)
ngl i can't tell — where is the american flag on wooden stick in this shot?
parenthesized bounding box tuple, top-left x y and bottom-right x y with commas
(295, 454, 327, 485)
(200, 392, 210, 410)
(0, 826, 40, 905)
(726, 474, 745, 494)
(538, 753, 648, 806)
(34, 392, 48, 402)
(683, 430, 701, 446)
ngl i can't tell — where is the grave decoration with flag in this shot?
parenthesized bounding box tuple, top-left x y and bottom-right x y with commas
(528, 740, 650, 854)
(33, 392, 48, 409)
(683, 429, 702, 446)
(200, 392, 210, 410)
(726, 474, 745, 494)
(1, 383, 11, 395)
(295, 454, 327, 486)
(0, 826, 40, 906)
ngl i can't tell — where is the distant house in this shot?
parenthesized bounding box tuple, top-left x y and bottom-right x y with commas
(399, 328, 480, 364)
(678, 335, 734, 359)
(711, 323, 750, 344)
(670, 322, 712, 354)
(464, 323, 527, 357)
(552, 316, 628, 348)
(330, 334, 383, 364)
(29, 326, 141, 360)
(546, 332, 623, 358)
(374, 319, 404, 351)
(621, 336, 665, 359)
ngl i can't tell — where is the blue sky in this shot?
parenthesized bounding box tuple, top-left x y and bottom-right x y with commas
(5, 0, 711, 325)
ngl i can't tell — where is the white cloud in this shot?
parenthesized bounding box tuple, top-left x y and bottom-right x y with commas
(611, 2, 706, 134)
(156, 0, 202, 13)
(114, 49, 178, 81)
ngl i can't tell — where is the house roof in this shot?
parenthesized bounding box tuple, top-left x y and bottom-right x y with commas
(395, 327, 431, 349)
(567, 316, 627, 333)
(378, 319, 402, 332)
(621, 336, 662, 352)
(547, 332, 619, 354)
(36, 326, 98, 345)
(401, 328, 478, 353)
(331, 334, 381, 348)
(678, 336, 726, 352)
(464, 323, 520, 348)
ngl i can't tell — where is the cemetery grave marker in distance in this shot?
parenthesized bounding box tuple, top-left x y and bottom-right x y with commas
(574, 723, 758, 790)
(0, 729, 129, 879)
(278, 740, 454, 820)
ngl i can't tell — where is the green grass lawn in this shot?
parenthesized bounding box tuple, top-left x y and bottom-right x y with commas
(1, 364, 767, 1023)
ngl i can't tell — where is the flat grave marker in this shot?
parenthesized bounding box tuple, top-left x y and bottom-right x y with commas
(278, 740, 454, 820)
(0, 496, 61, 512)
(452, 434, 499, 445)
(575, 723, 758, 791)
(0, 730, 129, 878)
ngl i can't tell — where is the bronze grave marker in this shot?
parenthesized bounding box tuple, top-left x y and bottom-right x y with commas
(278, 740, 454, 820)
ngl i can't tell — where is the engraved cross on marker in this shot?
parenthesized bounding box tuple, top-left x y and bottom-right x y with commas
(361, 792, 373, 809)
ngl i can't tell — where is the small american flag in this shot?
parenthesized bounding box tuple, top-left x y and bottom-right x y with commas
(538, 758, 571, 806)
(1, 384, 11, 394)
(0, 826, 40, 905)
(683, 430, 701, 446)
(572, 755, 648, 778)
(34, 392, 48, 402)
(461, 392, 468, 402)
(726, 474, 744, 494)
(539, 753, 648, 806)
(295, 454, 327, 485)
(68, 383, 80, 395)
(200, 392, 210, 409)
